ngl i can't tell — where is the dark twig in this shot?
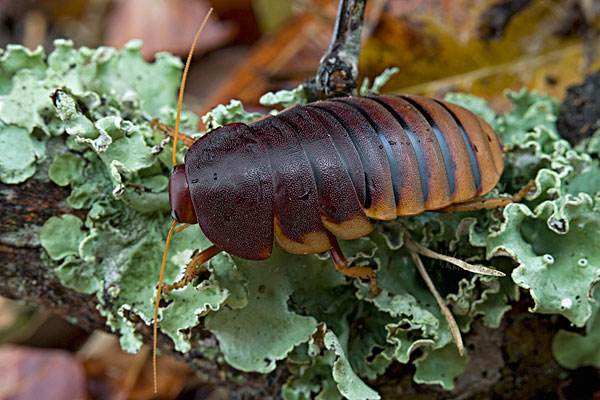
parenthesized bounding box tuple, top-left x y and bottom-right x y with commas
(304, 0, 367, 100)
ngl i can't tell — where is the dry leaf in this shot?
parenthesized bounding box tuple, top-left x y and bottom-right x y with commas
(78, 331, 192, 400)
(0, 345, 87, 400)
(105, 0, 235, 59)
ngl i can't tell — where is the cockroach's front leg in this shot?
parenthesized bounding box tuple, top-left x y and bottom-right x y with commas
(439, 180, 535, 213)
(163, 245, 221, 292)
(151, 118, 196, 147)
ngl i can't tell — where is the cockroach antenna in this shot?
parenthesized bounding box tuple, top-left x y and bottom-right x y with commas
(153, 219, 177, 393)
(171, 8, 213, 167)
(154, 8, 214, 394)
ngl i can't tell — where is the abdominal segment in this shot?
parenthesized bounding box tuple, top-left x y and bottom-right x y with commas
(278, 106, 373, 241)
(244, 95, 503, 256)
(252, 117, 331, 254)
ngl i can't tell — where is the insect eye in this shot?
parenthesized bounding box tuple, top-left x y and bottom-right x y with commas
(169, 164, 197, 224)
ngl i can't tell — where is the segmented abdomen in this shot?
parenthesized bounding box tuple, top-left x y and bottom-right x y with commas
(254, 95, 504, 255)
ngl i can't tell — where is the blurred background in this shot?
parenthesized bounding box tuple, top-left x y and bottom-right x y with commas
(0, 0, 598, 399)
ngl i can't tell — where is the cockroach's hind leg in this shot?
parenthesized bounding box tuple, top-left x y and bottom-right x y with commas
(150, 118, 195, 147)
(437, 196, 511, 213)
(439, 180, 536, 213)
(164, 245, 222, 292)
(510, 179, 536, 202)
(328, 233, 379, 294)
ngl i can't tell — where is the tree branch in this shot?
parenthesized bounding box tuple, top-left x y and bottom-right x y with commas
(304, 0, 367, 100)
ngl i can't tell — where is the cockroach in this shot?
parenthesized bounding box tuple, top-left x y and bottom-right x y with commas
(168, 93, 510, 266)
(151, 8, 532, 392)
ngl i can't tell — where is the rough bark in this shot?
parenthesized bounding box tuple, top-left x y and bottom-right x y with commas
(0, 179, 101, 329)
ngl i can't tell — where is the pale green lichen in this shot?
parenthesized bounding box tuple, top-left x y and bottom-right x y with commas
(413, 344, 468, 390)
(488, 192, 600, 326)
(359, 67, 399, 96)
(552, 289, 600, 369)
(161, 277, 229, 353)
(201, 99, 262, 130)
(39, 215, 85, 261)
(260, 85, 308, 108)
(325, 330, 381, 400)
(1, 41, 598, 399)
(0, 125, 45, 183)
(48, 153, 85, 187)
(206, 249, 320, 373)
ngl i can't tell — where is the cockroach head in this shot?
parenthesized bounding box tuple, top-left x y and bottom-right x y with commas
(168, 164, 197, 224)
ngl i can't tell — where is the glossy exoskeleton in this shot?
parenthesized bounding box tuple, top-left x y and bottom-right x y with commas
(169, 95, 504, 260)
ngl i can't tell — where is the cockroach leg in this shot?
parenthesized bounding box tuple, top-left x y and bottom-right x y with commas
(437, 197, 511, 212)
(150, 118, 195, 147)
(404, 235, 505, 277)
(328, 233, 379, 293)
(164, 245, 222, 292)
(408, 249, 465, 357)
(439, 180, 536, 213)
(174, 223, 191, 233)
(510, 179, 536, 202)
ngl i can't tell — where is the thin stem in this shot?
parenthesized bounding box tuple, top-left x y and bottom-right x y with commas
(409, 250, 465, 357)
(404, 236, 505, 277)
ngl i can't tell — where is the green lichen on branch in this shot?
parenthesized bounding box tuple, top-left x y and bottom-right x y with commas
(0, 41, 598, 399)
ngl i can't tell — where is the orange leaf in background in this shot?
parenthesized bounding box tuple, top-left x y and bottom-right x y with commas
(361, 0, 597, 105)
(201, 10, 334, 113)
(203, 0, 596, 112)
(0, 345, 87, 400)
(105, 0, 236, 59)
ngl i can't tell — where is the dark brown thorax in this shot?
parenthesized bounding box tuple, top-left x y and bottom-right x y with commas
(182, 123, 274, 260)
